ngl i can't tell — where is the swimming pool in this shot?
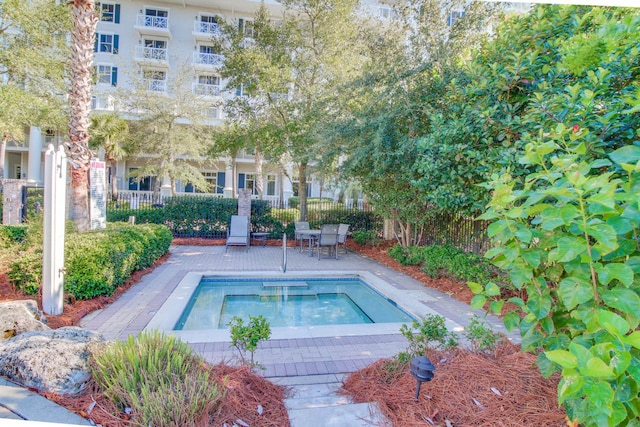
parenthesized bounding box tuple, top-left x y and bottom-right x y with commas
(145, 271, 422, 342)
(175, 277, 414, 330)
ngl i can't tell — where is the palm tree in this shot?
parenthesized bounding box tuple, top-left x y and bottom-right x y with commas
(65, 0, 97, 231)
(89, 113, 129, 201)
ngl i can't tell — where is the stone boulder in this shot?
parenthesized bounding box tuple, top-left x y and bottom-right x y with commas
(0, 300, 49, 339)
(0, 327, 104, 395)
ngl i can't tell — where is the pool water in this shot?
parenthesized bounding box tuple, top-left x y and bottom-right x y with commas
(175, 277, 414, 330)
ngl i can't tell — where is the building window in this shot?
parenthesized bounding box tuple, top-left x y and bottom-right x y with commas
(266, 174, 276, 196)
(128, 169, 155, 191)
(447, 11, 465, 27)
(95, 64, 118, 85)
(199, 75, 220, 86)
(206, 106, 221, 119)
(95, 33, 119, 53)
(143, 69, 166, 92)
(97, 2, 120, 23)
(378, 7, 392, 20)
(144, 8, 168, 29)
(196, 14, 220, 34)
(238, 18, 254, 38)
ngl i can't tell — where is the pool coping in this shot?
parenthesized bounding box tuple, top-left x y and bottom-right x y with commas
(145, 270, 460, 343)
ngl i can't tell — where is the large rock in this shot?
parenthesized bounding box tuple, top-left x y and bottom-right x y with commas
(0, 300, 49, 339)
(0, 327, 104, 394)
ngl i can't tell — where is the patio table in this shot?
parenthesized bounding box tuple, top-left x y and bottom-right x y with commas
(297, 229, 321, 256)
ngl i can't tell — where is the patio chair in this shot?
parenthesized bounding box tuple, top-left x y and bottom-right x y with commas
(225, 215, 250, 252)
(313, 224, 340, 260)
(294, 221, 310, 251)
(337, 224, 350, 255)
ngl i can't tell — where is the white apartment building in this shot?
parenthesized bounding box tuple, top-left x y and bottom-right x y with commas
(2, 0, 523, 205)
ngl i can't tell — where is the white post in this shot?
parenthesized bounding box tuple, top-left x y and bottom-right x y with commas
(27, 126, 43, 184)
(42, 144, 67, 315)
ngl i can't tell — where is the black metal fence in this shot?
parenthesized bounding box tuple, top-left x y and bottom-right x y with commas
(416, 213, 490, 254)
(106, 193, 383, 239)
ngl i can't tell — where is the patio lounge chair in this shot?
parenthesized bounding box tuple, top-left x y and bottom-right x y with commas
(294, 221, 310, 251)
(225, 215, 250, 252)
(337, 224, 350, 255)
(313, 224, 339, 260)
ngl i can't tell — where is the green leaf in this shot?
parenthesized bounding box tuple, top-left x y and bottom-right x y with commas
(555, 236, 587, 262)
(557, 369, 584, 403)
(609, 145, 640, 165)
(602, 287, 640, 324)
(545, 350, 577, 369)
(584, 380, 614, 413)
(503, 310, 520, 332)
(589, 223, 619, 254)
(485, 282, 501, 297)
(597, 263, 635, 287)
(467, 281, 483, 294)
(527, 293, 552, 319)
(598, 310, 630, 337)
(489, 300, 504, 315)
(584, 357, 615, 378)
(470, 294, 486, 310)
(624, 331, 640, 350)
(558, 277, 594, 310)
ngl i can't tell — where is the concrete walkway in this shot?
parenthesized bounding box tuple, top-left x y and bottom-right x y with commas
(3, 243, 515, 425)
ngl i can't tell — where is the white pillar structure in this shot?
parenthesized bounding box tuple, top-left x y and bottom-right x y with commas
(160, 174, 172, 199)
(27, 126, 43, 184)
(42, 144, 67, 315)
(224, 158, 234, 198)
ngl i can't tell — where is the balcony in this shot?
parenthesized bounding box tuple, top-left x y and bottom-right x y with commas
(193, 83, 221, 97)
(193, 21, 221, 42)
(145, 79, 167, 93)
(135, 14, 171, 38)
(192, 52, 224, 70)
(134, 46, 169, 66)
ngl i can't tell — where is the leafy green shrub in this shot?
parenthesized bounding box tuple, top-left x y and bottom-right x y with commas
(8, 222, 171, 299)
(397, 314, 458, 362)
(64, 223, 171, 299)
(352, 230, 380, 246)
(228, 315, 271, 369)
(91, 330, 222, 426)
(462, 315, 505, 354)
(388, 245, 426, 266)
(387, 244, 498, 286)
(271, 208, 299, 224)
(288, 197, 299, 209)
(8, 248, 42, 295)
(0, 225, 28, 247)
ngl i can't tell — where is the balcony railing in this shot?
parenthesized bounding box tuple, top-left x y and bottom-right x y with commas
(136, 14, 168, 29)
(193, 83, 221, 97)
(145, 79, 166, 92)
(192, 52, 224, 68)
(135, 46, 168, 62)
(193, 21, 221, 36)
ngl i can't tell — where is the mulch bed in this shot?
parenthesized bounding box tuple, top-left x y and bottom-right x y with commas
(0, 237, 566, 426)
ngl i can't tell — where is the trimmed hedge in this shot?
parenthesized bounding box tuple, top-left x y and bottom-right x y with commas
(107, 196, 381, 238)
(8, 223, 172, 300)
(64, 223, 172, 299)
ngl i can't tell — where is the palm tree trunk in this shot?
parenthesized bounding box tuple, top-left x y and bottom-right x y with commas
(66, 0, 97, 232)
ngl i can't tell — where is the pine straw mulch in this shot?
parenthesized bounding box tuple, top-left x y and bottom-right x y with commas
(342, 342, 567, 427)
(43, 364, 289, 427)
